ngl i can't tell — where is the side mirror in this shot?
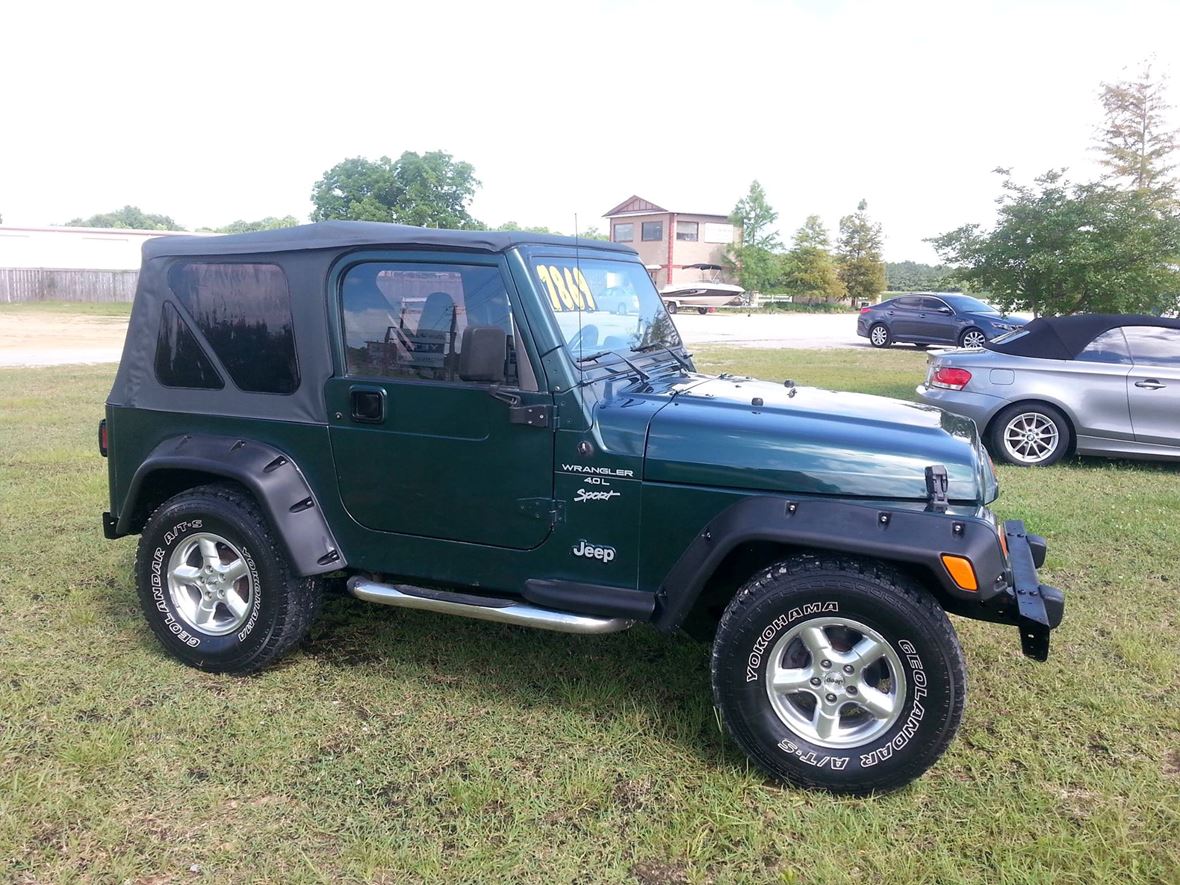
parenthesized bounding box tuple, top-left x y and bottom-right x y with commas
(458, 326, 508, 383)
(938, 307, 953, 315)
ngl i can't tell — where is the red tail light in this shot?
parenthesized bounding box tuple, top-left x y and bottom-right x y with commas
(931, 367, 972, 390)
(98, 419, 108, 457)
(859, 306, 871, 313)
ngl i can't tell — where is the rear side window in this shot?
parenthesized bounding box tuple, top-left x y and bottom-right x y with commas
(154, 302, 224, 389)
(1123, 326, 1180, 367)
(1077, 328, 1132, 364)
(894, 296, 922, 309)
(167, 262, 299, 394)
(340, 262, 518, 385)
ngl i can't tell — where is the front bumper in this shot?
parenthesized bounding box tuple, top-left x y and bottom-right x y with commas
(1004, 519, 1065, 661)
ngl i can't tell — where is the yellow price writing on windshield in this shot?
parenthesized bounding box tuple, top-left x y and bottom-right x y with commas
(536, 265, 597, 312)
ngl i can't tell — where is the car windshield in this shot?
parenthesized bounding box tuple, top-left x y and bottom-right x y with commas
(944, 294, 1001, 315)
(530, 256, 680, 360)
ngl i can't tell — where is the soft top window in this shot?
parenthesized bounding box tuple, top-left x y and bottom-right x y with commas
(154, 301, 224, 390)
(168, 262, 299, 394)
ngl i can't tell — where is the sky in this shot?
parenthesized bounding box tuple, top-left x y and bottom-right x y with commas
(2, 0, 1178, 262)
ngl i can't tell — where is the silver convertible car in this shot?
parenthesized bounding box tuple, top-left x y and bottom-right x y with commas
(918, 314, 1180, 466)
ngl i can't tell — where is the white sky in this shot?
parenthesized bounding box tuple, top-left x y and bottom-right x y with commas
(2, 0, 1177, 262)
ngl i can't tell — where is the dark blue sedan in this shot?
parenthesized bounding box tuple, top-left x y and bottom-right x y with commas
(857, 293, 1026, 349)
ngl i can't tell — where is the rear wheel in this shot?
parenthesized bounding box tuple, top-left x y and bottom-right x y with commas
(665, 301, 679, 314)
(959, 327, 986, 348)
(990, 402, 1071, 466)
(711, 556, 966, 794)
(868, 323, 891, 348)
(135, 483, 322, 674)
(697, 307, 709, 315)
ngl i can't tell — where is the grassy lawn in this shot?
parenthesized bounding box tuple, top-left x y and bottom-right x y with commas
(1, 353, 1178, 884)
(0, 300, 132, 317)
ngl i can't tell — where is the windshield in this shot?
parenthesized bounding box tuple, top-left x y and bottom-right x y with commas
(944, 294, 1000, 315)
(530, 256, 680, 360)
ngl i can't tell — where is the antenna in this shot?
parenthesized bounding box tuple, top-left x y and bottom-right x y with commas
(574, 212, 584, 388)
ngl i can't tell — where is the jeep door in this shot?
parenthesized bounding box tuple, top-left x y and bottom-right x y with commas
(1124, 326, 1180, 449)
(325, 255, 555, 548)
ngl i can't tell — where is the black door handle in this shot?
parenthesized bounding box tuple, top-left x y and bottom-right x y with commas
(350, 388, 385, 423)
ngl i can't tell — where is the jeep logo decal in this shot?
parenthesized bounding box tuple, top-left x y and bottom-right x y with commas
(571, 540, 616, 563)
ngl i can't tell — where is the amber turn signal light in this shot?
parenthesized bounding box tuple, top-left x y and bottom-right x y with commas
(941, 554, 978, 592)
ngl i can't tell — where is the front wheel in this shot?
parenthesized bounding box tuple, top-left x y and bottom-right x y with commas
(959, 327, 986, 348)
(135, 483, 322, 674)
(665, 301, 678, 315)
(697, 307, 709, 315)
(711, 556, 966, 794)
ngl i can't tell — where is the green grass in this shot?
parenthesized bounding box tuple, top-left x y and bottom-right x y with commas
(0, 300, 132, 317)
(1, 355, 1178, 884)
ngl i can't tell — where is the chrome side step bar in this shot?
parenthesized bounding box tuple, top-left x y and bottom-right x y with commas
(347, 577, 634, 635)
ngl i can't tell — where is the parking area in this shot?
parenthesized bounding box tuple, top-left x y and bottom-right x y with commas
(0, 311, 127, 367)
(673, 310, 863, 349)
(0, 308, 867, 367)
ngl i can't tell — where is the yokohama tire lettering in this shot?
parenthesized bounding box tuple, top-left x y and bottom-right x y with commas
(746, 601, 839, 682)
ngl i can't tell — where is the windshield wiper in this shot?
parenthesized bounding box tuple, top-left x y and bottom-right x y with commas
(575, 349, 650, 382)
(634, 342, 692, 371)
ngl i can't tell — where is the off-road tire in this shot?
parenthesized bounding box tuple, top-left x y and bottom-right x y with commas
(135, 483, 322, 674)
(989, 402, 1072, 467)
(868, 323, 891, 348)
(711, 555, 966, 794)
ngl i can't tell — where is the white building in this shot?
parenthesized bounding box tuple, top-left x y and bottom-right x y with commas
(0, 225, 210, 270)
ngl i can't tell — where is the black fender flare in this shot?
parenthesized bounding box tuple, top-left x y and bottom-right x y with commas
(652, 495, 1010, 631)
(117, 434, 345, 577)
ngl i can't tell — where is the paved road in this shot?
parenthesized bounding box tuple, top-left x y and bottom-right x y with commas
(673, 311, 867, 349)
(0, 310, 868, 368)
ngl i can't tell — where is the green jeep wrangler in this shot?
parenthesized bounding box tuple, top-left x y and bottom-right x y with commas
(101, 222, 1064, 793)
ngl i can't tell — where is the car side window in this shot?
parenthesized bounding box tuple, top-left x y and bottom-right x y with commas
(894, 297, 921, 310)
(1123, 326, 1180, 367)
(340, 262, 520, 385)
(167, 262, 300, 394)
(1076, 328, 1132, 364)
(921, 297, 949, 312)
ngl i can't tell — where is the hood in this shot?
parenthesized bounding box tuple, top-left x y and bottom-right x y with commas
(641, 375, 993, 503)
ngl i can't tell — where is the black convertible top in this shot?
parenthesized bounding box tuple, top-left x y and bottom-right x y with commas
(142, 220, 636, 259)
(985, 313, 1180, 360)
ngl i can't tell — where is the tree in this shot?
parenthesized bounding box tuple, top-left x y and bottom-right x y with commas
(727, 181, 784, 293)
(310, 151, 481, 229)
(66, 205, 182, 230)
(1096, 62, 1178, 199)
(782, 215, 845, 303)
(836, 199, 886, 304)
(929, 168, 1180, 316)
(885, 261, 959, 292)
(213, 216, 300, 234)
(730, 180, 780, 250)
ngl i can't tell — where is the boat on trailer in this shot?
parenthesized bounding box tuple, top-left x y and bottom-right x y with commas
(658, 264, 745, 314)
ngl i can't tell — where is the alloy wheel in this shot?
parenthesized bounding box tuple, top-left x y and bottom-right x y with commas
(167, 532, 255, 636)
(764, 616, 906, 749)
(1002, 412, 1060, 464)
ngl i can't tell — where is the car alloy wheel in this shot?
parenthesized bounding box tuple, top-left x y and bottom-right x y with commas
(960, 328, 986, 348)
(764, 616, 906, 749)
(1002, 411, 1060, 464)
(869, 324, 890, 347)
(167, 531, 256, 636)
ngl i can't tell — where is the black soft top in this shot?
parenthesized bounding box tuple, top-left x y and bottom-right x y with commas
(142, 220, 637, 259)
(985, 313, 1180, 360)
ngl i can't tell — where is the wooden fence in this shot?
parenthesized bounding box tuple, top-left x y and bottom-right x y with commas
(0, 268, 139, 303)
